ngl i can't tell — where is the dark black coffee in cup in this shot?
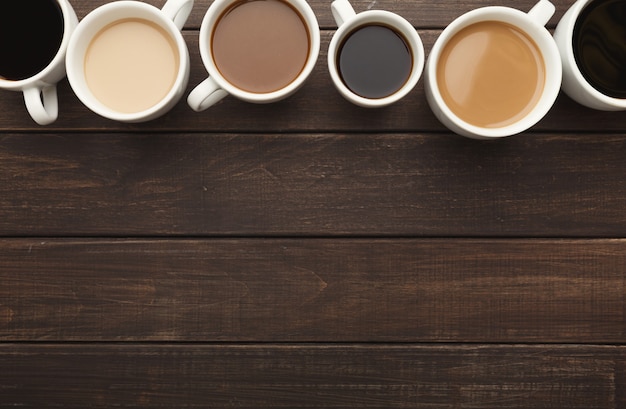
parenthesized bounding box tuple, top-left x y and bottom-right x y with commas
(573, 0, 626, 98)
(337, 24, 412, 99)
(0, 1, 64, 81)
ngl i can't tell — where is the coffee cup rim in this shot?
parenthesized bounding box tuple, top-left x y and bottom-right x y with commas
(198, 0, 321, 103)
(327, 9, 425, 108)
(0, 0, 76, 89)
(557, 0, 626, 108)
(426, 6, 562, 138)
(66, 1, 190, 122)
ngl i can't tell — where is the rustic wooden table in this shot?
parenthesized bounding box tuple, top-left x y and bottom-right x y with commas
(1, 0, 625, 407)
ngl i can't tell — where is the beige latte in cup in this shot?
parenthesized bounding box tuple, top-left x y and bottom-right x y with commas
(84, 18, 180, 114)
(436, 20, 546, 128)
(65, 0, 193, 123)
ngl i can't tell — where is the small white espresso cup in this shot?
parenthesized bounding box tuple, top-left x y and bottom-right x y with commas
(554, 0, 626, 110)
(187, 0, 320, 111)
(327, 0, 424, 108)
(0, 0, 78, 125)
(424, 0, 562, 139)
(66, 0, 193, 122)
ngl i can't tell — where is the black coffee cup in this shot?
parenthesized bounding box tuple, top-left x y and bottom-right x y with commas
(0, 0, 78, 125)
(555, 0, 626, 110)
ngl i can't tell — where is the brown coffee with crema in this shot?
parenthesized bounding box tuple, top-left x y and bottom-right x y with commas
(437, 21, 545, 128)
(211, 0, 310, 93)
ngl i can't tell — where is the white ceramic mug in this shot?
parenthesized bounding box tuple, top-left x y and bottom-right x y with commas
(554, 0, 626, 110)
(66, 0, 193, 122)
(187, 0, 320, 111)
(424, 0, 562, 139)
(327, 0, 424, 108)
(0, 0, 78, 125)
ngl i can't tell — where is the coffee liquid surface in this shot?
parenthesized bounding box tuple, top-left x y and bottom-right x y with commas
(574, 0, 626, 98)
(0, 1, 64, 80)
(437, 21, 545, 128)
(85, 19, 179, 113)
(338, 25, 412, 99)
(212, 0, 309, 93)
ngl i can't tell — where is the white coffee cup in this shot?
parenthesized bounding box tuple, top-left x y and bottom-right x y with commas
(424, 0, 562, 139)
(187, 0, 320, 111)
(0, 0, 78, 125)
(327, 0, 424, 108)
(554, 0, 626, 110)
(66, 0, 193, 122)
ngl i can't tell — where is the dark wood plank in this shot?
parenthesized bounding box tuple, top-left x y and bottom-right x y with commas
(1, 2, 622, 406)
(1, 133, 626, 236)
(2, 30, 625, 132)
(1, 238, 624, 342)
(1, 344, 623, 408)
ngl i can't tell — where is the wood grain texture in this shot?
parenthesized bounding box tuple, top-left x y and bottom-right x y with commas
(1, 133, 626, 236)
(1, 238, 624, 342)
(1, 344, 624, 409)
(2, 1, 624, 408)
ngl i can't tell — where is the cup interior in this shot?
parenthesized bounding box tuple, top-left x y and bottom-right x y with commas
(327, 10, 424, 107)
(558, 0, 626, 108)
(427, 7, 562, 138)
(0, 0, 77, 88)
(66, 1, 188, 120)
(199, 0, 320, 101)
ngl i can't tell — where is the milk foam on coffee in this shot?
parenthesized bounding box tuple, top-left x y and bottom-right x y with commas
(437, 21, 546, 128)
(211, 0, 310, 93)
(85, 18, 179, 113)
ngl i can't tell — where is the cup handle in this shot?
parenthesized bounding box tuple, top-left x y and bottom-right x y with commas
(187, 77, 229, 112)
(527, 0, 555, 27)
(23, 85, 58, 126)
(331, 0, 356, 27)
(162, 0, 194, 30)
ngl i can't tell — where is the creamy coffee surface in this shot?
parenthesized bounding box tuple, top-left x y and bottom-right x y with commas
(211, 0, 309, 93)
(437, 21, 545, 128)
(85, 18, 179, 113)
